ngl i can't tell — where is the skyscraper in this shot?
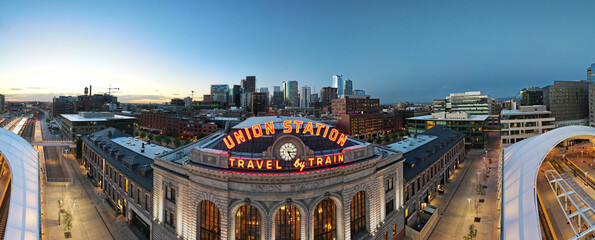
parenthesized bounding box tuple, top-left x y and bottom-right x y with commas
(229, 85, 242, 107)
(244, 76, 256, 93)
(300, 86, 311, 108)
(283, 81, 299, 107)
(344, 78, 353, 95)
(589, 63, 595, 82)
(332, 75, 343, 96)
(0, 94, 5, 113)
(320, 87, 338, 106)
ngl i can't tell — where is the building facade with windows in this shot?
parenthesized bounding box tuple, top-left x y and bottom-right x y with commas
(500, 105, 555, 147)
(60, 112, 136, 140)
(387, 127, 465, 227)
(81, 128, 171, 239)
(407, 112, 488, 148)
(151, 116, 407, 240)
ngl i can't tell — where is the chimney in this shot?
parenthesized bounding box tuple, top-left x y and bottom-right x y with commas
(107, 130, 112, 137)
(90, 85, 92, 95)
(142, 142, 145, 148)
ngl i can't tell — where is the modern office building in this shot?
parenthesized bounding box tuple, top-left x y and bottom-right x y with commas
(299, 86, 311, 108)
(52, 96, 78, 117)
(500, 105, 555, 147)
(407, 112, 489, 148)
(60, 112, 136, 140)
(520, 87, 543, 106)
(82, 128, 171, 239)
(151, 116, 406, 240)
(229, 85, 242, 107)
(543, 80, 589, 126)
(344, 79, 353, 95)
(283, 81, 299, 107)
(242, 76, 256, 93)
(210, 84, 229, 103)
(272, 89, 284, 108)
(320, 87, 338, 107)
(0, 94, 4, 113)
(250, 92, 268, 113)
(387, 127, 465, 232)
(183, 97, 192, 106)
(394, 109, 431, 130)
(433, 91, 493, 115)
(589, 63, 594, 82)
(259, 87, 269, 104)
(332, 74, 344, 96)
(331, 95, 379, 115)
(589, 83, 595, 127)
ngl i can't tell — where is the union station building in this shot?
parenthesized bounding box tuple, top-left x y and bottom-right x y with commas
(151, 116, 407, 240)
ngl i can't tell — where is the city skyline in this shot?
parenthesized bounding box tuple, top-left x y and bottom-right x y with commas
(3, 1, 595, 103)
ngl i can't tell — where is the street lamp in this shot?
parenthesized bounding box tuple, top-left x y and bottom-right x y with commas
(467, 197, 472, 216)
(477, 171, 481, 183)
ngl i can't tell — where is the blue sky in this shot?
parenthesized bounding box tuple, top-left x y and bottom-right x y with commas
(1, 0, 594, 103)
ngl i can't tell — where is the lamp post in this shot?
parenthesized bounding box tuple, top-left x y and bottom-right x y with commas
(467, 197, 472, 216)
(477, 171, 481, 184)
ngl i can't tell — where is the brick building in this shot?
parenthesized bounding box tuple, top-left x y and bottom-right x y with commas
(139, 111, 218, 138)
(82, 128, 171, 239)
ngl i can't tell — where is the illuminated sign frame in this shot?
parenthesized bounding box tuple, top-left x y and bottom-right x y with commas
(222, 120, 348, 150)
(229, 153, 345, 172)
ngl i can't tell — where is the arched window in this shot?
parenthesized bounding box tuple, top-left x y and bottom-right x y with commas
(276, 205, 300, 240)
(200, 200, 221, 240)
(236, 205, 261, 240)
(314, 199, 336, 240)
(350, 191, 366, 237)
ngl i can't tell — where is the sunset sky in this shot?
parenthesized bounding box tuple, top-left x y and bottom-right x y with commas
(2, 1, 595, 103)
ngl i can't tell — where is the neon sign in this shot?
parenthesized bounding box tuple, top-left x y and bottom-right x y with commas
(222, 120, 348, 150)
(229, 153, 344, 171)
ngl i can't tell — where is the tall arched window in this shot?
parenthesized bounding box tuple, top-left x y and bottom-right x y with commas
(236, 205, 261, 240)
(350, 191, 366, 237)
(314, 199, 336, 240)
(200, 200, 221, 240)
(276, 205, 300, 240)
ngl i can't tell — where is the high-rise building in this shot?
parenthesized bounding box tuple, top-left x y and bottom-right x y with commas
(210, 84, 229, 103)
(283, 81, 299, 107)
(543, 80, 589, 126)
(243, 76, 256, 93)
(300, 86, 311, 108)
(320, 87, 338, 106)
(589, 63, 594, 82)
(520, 87, 543, 106)
(332, 74, 344, 96)
(229, 85, 242, 107)
(589, 83, 595, 127)
(272, 89, 284, 108)
(251, 92, 268, 113)
(310, 93, 319, 103)
(52, 96, 78, 117)
(0, 94, 5, 113)
(184, 97, 192, 106)
(344, 79, 353, 95)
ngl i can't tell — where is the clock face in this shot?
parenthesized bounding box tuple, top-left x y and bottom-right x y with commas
(279, 142, 298, 161)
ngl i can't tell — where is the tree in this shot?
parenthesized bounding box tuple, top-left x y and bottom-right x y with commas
(63, 209, 73, 232)
(174, 139, 181, 148)
(384, 135, 391, 143)
(164, 136, 171, 145)
(155, 136, 162, 145)
(367, 138, 373, 143)
(148, 133, 154, 141)
(184, 140, 191, 145)
(197, 132, 206, 139)
(463, 224, 477, 240)
(391, 133, 398, 139)
(140, 131, 146, 139)
(376, 138, 382, 144)
(135, 131, 140, 136)
(476, 184, 485, 198)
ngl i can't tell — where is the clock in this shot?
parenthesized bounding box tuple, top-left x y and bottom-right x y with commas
(279, 142, 298, 161)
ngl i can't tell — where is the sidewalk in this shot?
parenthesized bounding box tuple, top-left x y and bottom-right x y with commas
(42, 153, 139, 240)
(428, 134, 502, 240)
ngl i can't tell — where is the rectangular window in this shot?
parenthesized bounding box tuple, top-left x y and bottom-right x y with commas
(385, 177, 394, 193)
(145, 194, 150, 211)
(386, 199, 394, 216)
